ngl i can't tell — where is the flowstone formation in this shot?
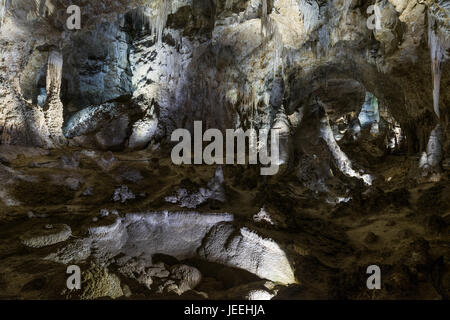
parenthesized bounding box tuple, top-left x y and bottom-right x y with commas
(0, 0, 449, 300)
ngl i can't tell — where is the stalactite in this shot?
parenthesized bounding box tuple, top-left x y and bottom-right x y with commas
(46, 50, 63, 98)
(0, 0, 7, 28)
(341, 0, 352, 22)
(225, 0, 233, 10)
(273, 25, 283, 75)
(318, 25, 330, 56)
(428, 8, 448, 119)
(261, 0, 269, 37)
(151, 0, 172, 45)
(259, 1, 283, 76)
(129, 1, 172, 44)
(129, 7, 148, 31)
(298, 0, 320, 34)
(44, 50, 65, 145)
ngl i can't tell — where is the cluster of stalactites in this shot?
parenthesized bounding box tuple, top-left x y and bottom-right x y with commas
(130, 0, 173, 45)
(428, 1, 450, 119)
(152, 0, 172, 45)
(129, 7, 149, 31)
(234, 83, 272, 136)
(298, 1, 331, 57)
(298, 0, 320, 34)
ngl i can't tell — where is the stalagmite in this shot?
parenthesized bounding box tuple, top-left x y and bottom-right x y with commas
(359, 92, 380, 135)
(272, 106, 291, 166)
(419, 124, 443, 173)
(320, 115, 372, 185)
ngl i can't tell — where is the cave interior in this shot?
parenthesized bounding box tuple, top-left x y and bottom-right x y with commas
(0, 0, 449, 300)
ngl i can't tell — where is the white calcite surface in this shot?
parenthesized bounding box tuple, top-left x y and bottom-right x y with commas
(121, 211, 234, 260)
(198, 223, 296, 285)
(420, 124, 444, 173)
(47, 210, 295, 286)
(253, 207, 276, 225)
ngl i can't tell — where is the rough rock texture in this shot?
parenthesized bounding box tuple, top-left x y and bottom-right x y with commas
(168, 264, 202, 294)
(0, 0, 449, 301)
(0, 0, 447, 186)
(1, 0, 448, 157)
(165, 166, 225, 208)
(88, 211, 235, 261)
(20, 224, 71, 248)
(65, 263, 124, 300)
(198, 223, 296, 285)
(0, 147, 448, 299)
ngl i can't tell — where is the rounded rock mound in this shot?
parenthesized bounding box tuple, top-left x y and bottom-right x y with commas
(20, 224, 72, 248)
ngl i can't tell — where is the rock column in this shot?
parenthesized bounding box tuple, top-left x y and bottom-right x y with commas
(44, 50, 66, 146)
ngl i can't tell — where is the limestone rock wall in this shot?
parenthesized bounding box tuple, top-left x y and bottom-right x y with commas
(0, 0, 448, 156)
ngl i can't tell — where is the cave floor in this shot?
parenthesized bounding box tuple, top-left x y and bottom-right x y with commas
(0, 145, 448, 299)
